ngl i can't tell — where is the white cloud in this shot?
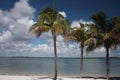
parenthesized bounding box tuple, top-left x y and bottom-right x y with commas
(0, 37, 119, 57)
(79, 19, 93, 24)
(94, 47, 105, 53)
(71, 19, 93, 28)
(10, 0, 35, 19)
(71, 21, 80, 28)
(9, 18, 35, 41)
(0, 10, 11, 29)
(0, 31, 12, 42)
(59, 11, 67, 18)
(0, 0, 36, 41)
(40, 30, 52, 40)
(57, 35, 64, 42)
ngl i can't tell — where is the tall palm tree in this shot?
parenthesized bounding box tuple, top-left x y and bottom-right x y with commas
(87, 12, 120, 80)
(29, 7, 70, 80)
(70, 23, 90, 78)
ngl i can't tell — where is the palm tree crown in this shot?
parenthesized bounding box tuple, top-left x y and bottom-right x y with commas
(90, 12, 120, 50)
(29, 7, 69, 38)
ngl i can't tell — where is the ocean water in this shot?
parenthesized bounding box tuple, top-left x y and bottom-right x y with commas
(0, 57, 119, 77)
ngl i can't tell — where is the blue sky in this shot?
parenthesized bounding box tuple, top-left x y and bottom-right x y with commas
(30, 0, 120, 21)
(1, 0, 120, 21)
(0, 0, 120, 57)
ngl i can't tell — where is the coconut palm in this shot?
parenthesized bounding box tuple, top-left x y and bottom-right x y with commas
(70, 23, 90, 78)
(88, 11, 120, 80)
(29, 7, 70, 80)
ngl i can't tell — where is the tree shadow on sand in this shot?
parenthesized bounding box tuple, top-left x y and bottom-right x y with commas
(34, 77, 63, 80)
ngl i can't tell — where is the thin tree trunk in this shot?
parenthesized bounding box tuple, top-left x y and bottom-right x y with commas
(80, 44, 84, 78)
(53, 35, 57, 80)
(106, 47, 110, 80)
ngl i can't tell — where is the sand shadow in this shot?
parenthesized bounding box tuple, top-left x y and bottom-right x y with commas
(35, 77, 63, 80)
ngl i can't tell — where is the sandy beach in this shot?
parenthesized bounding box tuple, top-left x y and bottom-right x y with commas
(0, 75, 109, 80)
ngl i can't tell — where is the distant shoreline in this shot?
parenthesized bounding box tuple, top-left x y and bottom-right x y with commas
(0, 56, 120, 59)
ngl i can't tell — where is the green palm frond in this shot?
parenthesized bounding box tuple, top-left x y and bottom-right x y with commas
(91, 11, 107, 34)
(29, 22, 50, 37)
(39, 13, 52, 26)
(111, 23, 120, 38)
(89, 11, 120, 53)
(51, 13, 70, 39)
(86, 44, 96, 53)
(29, 22, 40, 32)
(107, 23, 120, 49)
(79, 23, 85, 29)
(57, 14, 70, 28)
(84, 37, 103, 53)
(29, 22, 41, 37)
(29, 7, 70, 39)
(70, 24, 89, 44)
(40, 7, 57, 21)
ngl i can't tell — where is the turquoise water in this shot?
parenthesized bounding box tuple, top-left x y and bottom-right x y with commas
(0, 57, 119, 77)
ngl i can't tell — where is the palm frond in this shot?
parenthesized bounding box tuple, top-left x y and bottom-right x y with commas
(85, 37, 101, 53)
(50, 13, 70, 39)
(29, 23, 39, 32)
(79, 23, 85, 29)
(111, 23, 120, 37)
(29, 23, 41, 37)
(70, 24, 89, 45)
(39, 7, 57, 22)
(29, 6, 70, 41)
(91, 11, 107, 34)
(29, 22, 50, 37)
(39, 13, 52, 26)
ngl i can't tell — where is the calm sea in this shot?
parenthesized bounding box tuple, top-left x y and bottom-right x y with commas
(0, 57, 119, 77)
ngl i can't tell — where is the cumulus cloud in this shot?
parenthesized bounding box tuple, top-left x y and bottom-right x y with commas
(0, 30, 12, 42)
(9, 18, 35, 41)
(0, 0, 37, 57)
(71, 21, 80, 28)
(71, 19, 93, 28)
(0, 10, 11, 29)
(0, 0, 35, 41)
(0, 40, 80, 57)
(59, 11, 67, 18)
(10, 0, 35, 19)
(79, 19, 93, 24)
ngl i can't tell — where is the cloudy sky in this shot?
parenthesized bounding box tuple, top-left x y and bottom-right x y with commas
(0, 0, 120, 57)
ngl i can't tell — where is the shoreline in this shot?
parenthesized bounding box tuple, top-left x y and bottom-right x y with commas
(0, 56, 120, 59)
(0, 73, 120, 77)
(0, 74, 119, 80)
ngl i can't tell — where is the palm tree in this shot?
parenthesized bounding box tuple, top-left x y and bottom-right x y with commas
(29, 7, 70, 80)
(70, 23, 90, 78)
(88, 12, 120, 80)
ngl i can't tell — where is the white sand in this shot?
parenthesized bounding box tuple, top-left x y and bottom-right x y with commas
(0, 75, 107, 80)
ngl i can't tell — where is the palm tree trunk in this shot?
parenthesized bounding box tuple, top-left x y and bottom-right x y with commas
(106, 47, 110, 80)
(80, 44, 84, 78)
(53, 35, 57, 80)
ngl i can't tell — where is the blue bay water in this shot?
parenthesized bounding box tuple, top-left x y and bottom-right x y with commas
(0, 57, 119, 77)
